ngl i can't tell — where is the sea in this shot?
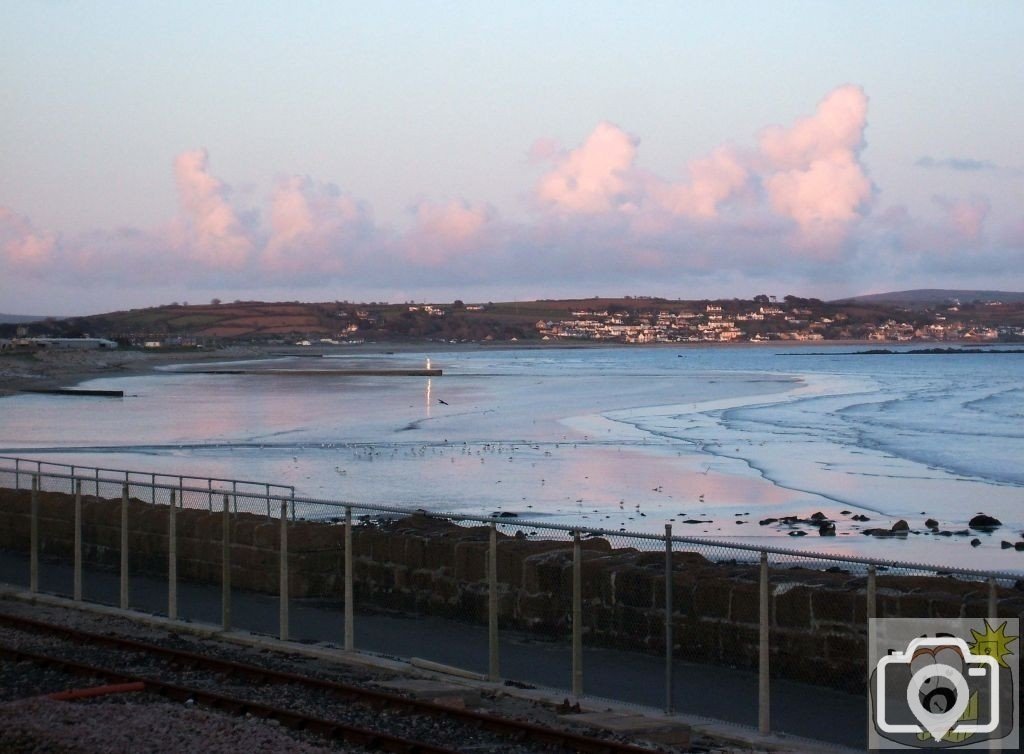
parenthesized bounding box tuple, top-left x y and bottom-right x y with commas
(1, 344, 1022, 572)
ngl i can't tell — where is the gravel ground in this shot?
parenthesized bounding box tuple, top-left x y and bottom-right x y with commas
(0, 697, 348, 754)
(0, 597, 766, 753)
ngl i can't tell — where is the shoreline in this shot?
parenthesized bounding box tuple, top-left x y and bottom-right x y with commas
(0, 338, 1001, 397)
(2, 343, 1022, 572)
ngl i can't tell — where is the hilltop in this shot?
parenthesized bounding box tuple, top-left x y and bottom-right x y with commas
(3, 294, 1024, 347)
(0, 313, 47, 324)
(832, 289, 1024, 306)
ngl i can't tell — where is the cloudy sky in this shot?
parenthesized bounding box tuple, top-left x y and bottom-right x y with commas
(2, 2, 1022, 315)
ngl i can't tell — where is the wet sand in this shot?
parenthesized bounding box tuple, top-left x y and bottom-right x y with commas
(0, 347, 262, 396)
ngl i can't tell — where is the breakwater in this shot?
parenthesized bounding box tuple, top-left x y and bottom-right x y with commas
(1, 486, 1019, 692)
(19, 388, 124, 397)
(180, 368, 442, 376)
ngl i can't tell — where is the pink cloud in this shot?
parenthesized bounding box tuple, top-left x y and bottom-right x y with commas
(535, 122, 640, 213)
(402, 199, 496, 267)
(935, 195, 989, 241)
(651, 146, 749, 219)
(533, 84, 872, 253)
(6, 84, 1022, 307)
(262, 176, 372, 276)
(0, 207, 57, 272)
(759, 85, 868, 169)
(527, 137, 561, 163)
(758, 85, 872, 242)
(173, 149, 253, 269)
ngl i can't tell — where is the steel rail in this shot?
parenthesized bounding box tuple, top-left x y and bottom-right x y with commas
(0, 613, 661, 754)
(0, 642, 457, 754)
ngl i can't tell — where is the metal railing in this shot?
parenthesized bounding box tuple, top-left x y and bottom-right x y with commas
(0, 457, 1016, 744)
(2, 455, 295, 519)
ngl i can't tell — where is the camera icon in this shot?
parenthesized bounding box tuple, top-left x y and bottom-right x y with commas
(875, 636, 999, 742)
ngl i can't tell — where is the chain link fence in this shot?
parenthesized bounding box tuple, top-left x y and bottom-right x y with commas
(0, 457, 1018, 746)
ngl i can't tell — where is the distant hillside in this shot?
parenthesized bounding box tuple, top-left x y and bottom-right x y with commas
(0, 313, 49, 324)
(833, 289, 1024, 306)
(3, 295, 1023, 345)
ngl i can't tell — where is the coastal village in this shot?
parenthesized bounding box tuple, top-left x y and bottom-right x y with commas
(533, 298, 1021, 344)
(2, 293, 1023, 349)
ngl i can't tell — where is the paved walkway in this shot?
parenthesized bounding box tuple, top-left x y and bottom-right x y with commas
(0, 551, 866, 748)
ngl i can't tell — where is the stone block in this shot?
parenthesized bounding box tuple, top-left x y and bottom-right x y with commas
(581, 557, 614, 603)
(422, 536, 456, 570)
(825, 631, 867, 670)
(515, 591, 565, 631)
(458, 586, 488, 621)
(693, 580, 731, 620)
(898, 593, 930, 619)
(773, 584, 813, 628)
(453, 540, 487, 582)
(613, 565, 656, 608)
(522, 550, 570, 594)
(929, 595, 965, 619)
(408, 568, 437, 591)
(400, 535, 428, 569)
(716, 623, 760, 668)
(876, 592, 902, 619)
(729, 581, 761, 625)
(673, 616, 718, 660)
(670, 578, 696, 617)
(192, 513, 223, 542)
(356, 559, 395, 589)
(812, 587, 857, 626)
(232, 519, 258, 547)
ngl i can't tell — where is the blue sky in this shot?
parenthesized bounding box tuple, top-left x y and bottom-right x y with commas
(1, 1, 1022, 314)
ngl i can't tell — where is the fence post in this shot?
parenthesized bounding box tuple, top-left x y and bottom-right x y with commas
(73, 479, 82, 601)
(344, 506, 354, 651)
(14, 458, 19, 489)
(151, 473, 156, 505)
(290, 489, 296, 522)
(488, 522, 499, 681)
(265, 484, 271, 518)
(95, 468, 100, 496)
(222, 494, 231, 631)
(280, 499, 289, 642)
(168, 491, 177, 620)
(119, 483, 129, 609)
(207, 479, 213, 511)
(664, 524, 673, 714)
(572, 529, 583, 698)
(867, 565, 876, 622)
(759, 551, 770, 735)
(30, 475, 39, 593)
(232, 481, 238, 514)
(988, 576, 998, 618)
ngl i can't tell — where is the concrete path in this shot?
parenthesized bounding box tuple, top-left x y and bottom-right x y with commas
(0, 551, 867, 749)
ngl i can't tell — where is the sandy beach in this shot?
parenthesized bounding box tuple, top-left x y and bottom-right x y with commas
(0, 345, 301, 396)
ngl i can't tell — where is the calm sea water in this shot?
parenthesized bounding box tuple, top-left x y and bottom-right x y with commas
(2, 344, 1022, 571)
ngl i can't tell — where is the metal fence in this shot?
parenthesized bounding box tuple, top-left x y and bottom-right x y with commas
(1, 455, 295, 518)
(0, 457, 1017, 746)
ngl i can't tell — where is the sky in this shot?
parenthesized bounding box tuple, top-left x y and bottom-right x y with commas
(1, 2, 1022, 315)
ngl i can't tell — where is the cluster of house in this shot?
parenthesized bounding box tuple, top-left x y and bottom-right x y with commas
(866, 320, 1004, 342)
(535, 305, 1021, 344)
(536, 305, 812, 343)
(0, 336, 118, 352)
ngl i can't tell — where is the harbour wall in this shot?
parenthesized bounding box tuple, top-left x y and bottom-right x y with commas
(1, 486, 1020, 692)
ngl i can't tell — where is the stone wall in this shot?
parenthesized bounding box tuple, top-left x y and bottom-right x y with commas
(2, 487, 1021, 692)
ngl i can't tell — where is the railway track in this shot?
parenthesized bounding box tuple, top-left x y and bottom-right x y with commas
(0, 612, 675, 754)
